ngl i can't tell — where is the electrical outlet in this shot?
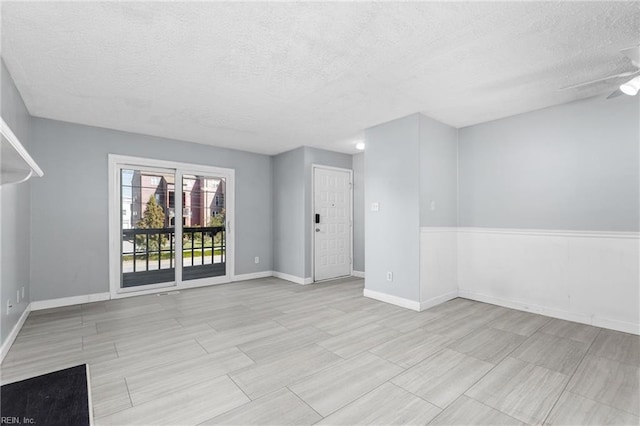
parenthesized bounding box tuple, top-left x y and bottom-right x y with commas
(254, 256, 260, 264)
(386, 272, 393, 282)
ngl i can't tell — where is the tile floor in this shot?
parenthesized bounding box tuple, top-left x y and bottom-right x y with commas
(1, 277, 638, 425)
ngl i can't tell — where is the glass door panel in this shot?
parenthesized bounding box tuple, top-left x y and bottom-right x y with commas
(121, 167, 176, 288)
(182, 174, 226, 281)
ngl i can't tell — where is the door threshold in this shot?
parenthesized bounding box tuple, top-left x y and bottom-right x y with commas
(313, 275, 352, 283)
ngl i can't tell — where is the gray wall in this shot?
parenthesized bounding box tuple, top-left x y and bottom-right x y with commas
(272, 147, 306, 278)
(352, 152, 365, 272)
(365, 114, 421, 301)
(29, 118, 273, 301)
(419, 114, 458, 227)
(303, 147, 353, 278)
(272, 146, 353, 280)
(1, 60, 33, 345)
(459, 96, 640, 232)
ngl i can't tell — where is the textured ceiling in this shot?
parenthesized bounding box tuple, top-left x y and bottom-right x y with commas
(1, 2, 639, 155)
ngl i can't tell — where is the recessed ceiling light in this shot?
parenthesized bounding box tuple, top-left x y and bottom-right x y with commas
(355, 142, 365, 150)
(620, 76, 640, 96)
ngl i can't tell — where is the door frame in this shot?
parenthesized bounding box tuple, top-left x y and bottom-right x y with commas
(108, 154, 235, 299)
(310, 164, 353, 282)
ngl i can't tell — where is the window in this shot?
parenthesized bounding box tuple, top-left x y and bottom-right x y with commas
(168, 191, 175, 208)
(150, 176, 160, 185)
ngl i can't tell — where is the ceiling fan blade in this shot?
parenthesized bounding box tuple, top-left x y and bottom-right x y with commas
(607, 88, 624, 99)
(621, 45, 640, 67)
(559, 69, 640, 91)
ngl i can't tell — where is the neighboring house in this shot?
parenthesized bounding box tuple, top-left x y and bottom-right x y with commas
(121, 196, 133, 229)
(131, 171, 225, 228)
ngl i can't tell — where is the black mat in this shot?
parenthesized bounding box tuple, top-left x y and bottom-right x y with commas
(1, 364, 90, 426)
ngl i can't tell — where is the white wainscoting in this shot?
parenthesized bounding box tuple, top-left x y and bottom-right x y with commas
(420, 227, 458, 309)
(457, 228, 640, 335)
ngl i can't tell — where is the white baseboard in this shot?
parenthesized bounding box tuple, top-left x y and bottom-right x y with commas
(234, 271, 274, 281)
(86, 364, 95, 426)
(420, 291, 458, 311)
(459, 290, 639, 335)
(593, 316, 640, 336)
(1, 303, 31, 362)
(31, 292, 111, 311)
(351, 271, 365, 278)
(273, 271, 313, 285)
(363, 289, 421, 312)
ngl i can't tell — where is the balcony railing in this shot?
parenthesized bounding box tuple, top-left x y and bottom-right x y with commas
(121, 226, 225, 287)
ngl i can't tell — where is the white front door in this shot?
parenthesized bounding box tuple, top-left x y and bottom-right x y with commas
(313, 166, 352, 281)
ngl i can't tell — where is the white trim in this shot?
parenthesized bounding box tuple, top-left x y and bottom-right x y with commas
(459, 290, 639, 335)
(594, 316, 640, 336)
(31, 293, 110, 311)
(108, 154, 120, 297)
(1, 117, 44, 184)
(457, 227, 639, 239)
(1, 303, 31, 362)
(311, 164, 354, 283)
(363, 289, 421, 312)
(234, 271, 274, 281)
(108, 154, 235, 299)
(86, 364, 95, 426)
(420, 227, 459, 233)
(115, 281, 176, 295)
(420, 291, 458, 311)
(175, 168, 184, 286)
(273, 271, 313, 285)
(108, 154, 233, 175)
(351, 271, 365, 278)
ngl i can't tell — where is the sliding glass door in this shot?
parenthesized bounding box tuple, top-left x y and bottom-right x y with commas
(181, 174, 227, 281)
(121, 166, 177, 289)
(109, 155, 234, 297)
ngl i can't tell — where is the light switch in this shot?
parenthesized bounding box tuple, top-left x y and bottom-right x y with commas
(371, 202, 380, 212)
(430, 201, 436, 211)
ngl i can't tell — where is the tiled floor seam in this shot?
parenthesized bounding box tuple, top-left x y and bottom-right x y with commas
(193, 337, 210, 354)
(427, 394, 526, 426)
(561, 390, 640, 419)
(227, 374, 254, 402)
(439, 324, 547, 421)
(286, 386, 325, 421)
(240, 342, 375, 392)
(540, 327, 602, 425)
(291, 359, 413, 421)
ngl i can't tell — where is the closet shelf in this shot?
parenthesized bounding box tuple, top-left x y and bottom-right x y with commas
(1, 117, 43, 185)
